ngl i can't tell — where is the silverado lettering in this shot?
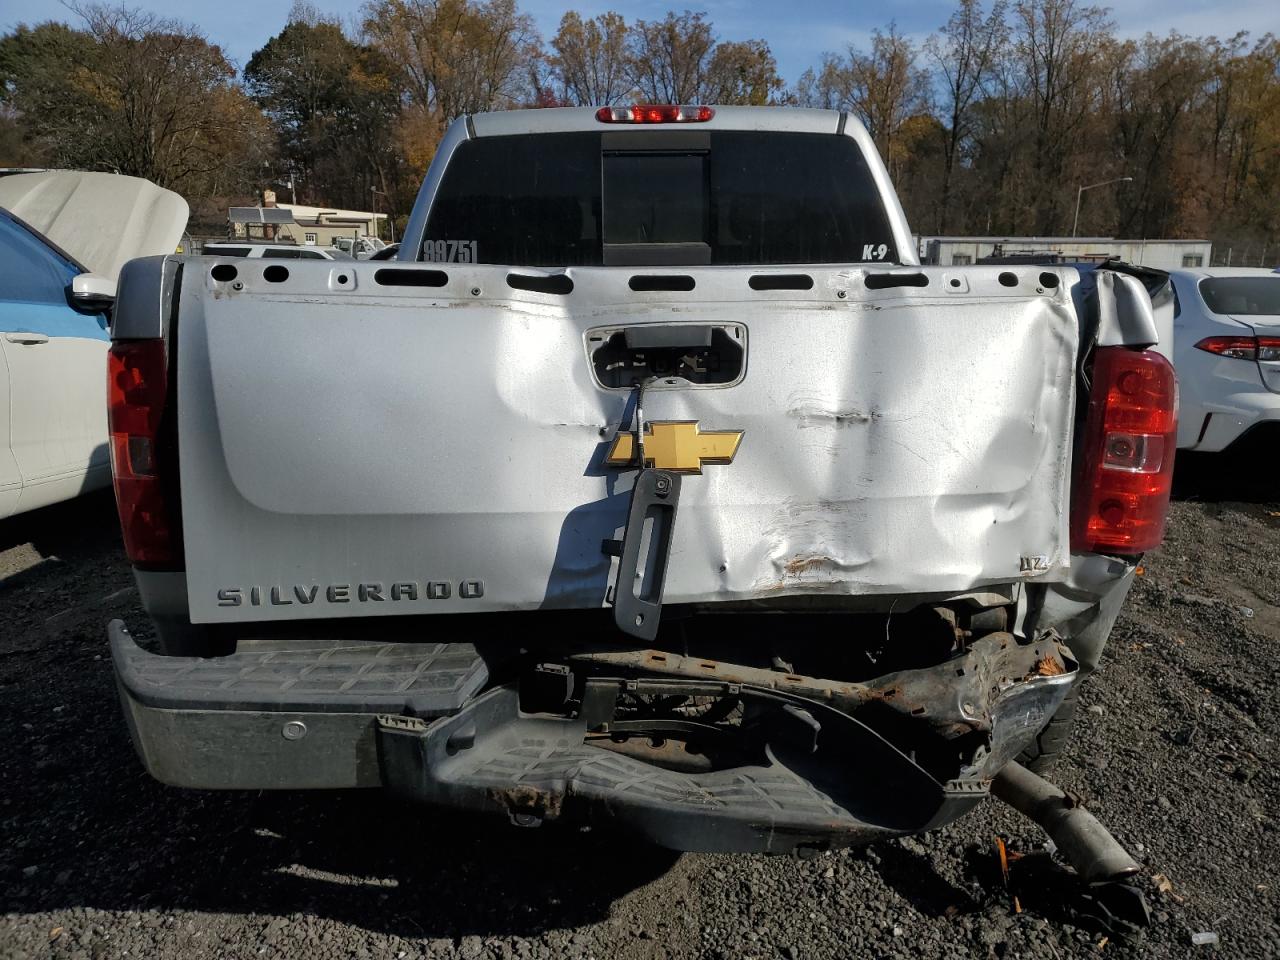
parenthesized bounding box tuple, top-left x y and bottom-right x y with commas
(216, 580, 483, 606)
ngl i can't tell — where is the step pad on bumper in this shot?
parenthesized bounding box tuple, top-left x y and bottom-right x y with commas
(109, 619, 487, 789)
(112, 622, 487, 714)
(470, 744, 850, 816)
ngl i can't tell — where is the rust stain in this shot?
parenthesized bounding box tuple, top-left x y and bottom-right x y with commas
(783, 555, 834, 576)
(1033, 655, 1066, 676)
(489, 784, 564, 820)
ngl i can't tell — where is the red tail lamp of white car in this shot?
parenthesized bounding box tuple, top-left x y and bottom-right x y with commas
(1194, 335, 1280, 361)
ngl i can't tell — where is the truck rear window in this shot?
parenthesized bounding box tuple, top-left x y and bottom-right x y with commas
(423, 131, 898, 267)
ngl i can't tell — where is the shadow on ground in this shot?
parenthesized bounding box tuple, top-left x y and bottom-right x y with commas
(1173, 439, 1279, 505)
(1, 491, 681, 937)
(0, 488, 121, 585)
(4, 685, 681, 937)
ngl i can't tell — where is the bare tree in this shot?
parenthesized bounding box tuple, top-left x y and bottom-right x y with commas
(925, 0, 1008, 232)
(626, 11, 715, 104)
(791, 54, 845, 110)
(703, 39, 783, 105)
(1010, 0, 1113, 232)
(798, 27, 930, 180)
(362, 0, 540, 127)
(1097, 33, 1207, 237)
(547, 11, 632, 105)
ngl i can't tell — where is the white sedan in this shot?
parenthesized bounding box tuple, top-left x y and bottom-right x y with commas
(0, 171, 187, 519)
(1170, 267, 1280, 452)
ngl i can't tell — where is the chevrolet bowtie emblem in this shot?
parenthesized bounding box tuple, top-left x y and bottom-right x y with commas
(605, 421, 744, 474)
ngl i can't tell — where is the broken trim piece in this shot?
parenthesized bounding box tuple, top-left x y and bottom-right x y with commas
(567, 631, 1078, 774)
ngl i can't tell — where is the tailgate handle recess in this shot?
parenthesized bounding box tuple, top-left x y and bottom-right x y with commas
(590, 323, 745, 389)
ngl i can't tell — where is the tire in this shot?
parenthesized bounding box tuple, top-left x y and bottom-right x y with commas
(1018, 685, 1079, 772)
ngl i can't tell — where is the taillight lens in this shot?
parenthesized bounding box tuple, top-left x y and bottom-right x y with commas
(1071, 347, 1178, 554)
(108, 339, 179, 568)
(595, 105, 714, 123)
(1195, 335, 1280, 361)
(1195, 336, 1257, 359)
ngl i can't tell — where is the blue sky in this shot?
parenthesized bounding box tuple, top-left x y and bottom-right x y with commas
(5, 0, 1279, 84)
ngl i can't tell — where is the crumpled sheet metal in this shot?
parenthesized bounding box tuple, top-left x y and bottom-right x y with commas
(1094, 270, 1160, 349)
(180, 264, 1079, 623)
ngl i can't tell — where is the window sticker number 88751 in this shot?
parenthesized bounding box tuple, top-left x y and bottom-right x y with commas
(422, 239, 478, 263)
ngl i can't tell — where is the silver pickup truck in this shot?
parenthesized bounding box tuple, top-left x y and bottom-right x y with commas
(106, 106, 1176, 884)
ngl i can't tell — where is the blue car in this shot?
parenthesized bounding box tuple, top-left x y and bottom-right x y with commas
(0, 172, 187, 519)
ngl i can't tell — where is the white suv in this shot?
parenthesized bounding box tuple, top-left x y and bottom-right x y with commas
(330, 236, 387, 259)
(202, 242, 352, 260)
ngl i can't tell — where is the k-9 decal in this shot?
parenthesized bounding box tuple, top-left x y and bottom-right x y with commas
(861, 243, 890, 261)
(422, 239, 478, 263)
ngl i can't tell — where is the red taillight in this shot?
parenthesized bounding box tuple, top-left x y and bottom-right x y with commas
(595, 105, 714, 123)
(1195, 336, 1258, 359)
(108, 339, 179, 568)
(1071, 347, 1178, 555)
(1195, 335, 1280, 361)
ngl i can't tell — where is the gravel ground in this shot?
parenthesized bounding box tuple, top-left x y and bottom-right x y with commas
(2, 467, 1278, 960)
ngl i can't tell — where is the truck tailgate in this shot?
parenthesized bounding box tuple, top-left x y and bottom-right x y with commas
(177, 262, 1078, 623)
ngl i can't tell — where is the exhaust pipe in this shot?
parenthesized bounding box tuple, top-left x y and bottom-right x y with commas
(991, 761, 1140, 884)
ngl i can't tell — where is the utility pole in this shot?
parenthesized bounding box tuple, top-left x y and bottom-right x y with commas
(371, 186, 395, 243)
(1073, 177, 1134, 238)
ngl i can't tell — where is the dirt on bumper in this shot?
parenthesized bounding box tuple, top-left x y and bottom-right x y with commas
(111, 619, 1076, 854)
(378, 633, 1077, 855)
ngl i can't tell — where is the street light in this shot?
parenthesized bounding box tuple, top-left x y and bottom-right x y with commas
(371, 186, 395, 243)
(1072, 176, 1133, 238)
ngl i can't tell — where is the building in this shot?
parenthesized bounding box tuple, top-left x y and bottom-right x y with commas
(918, 236, 1212, 272)
(228, 205, 294, 242)
(274, 203, 387, 247)
(227, 191, 387, 247)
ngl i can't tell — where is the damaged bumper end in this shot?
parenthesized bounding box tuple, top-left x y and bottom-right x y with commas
(379, 683, 981, 854)
(110, 619, 1077, 855)
(381, 632, 1078, 853)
